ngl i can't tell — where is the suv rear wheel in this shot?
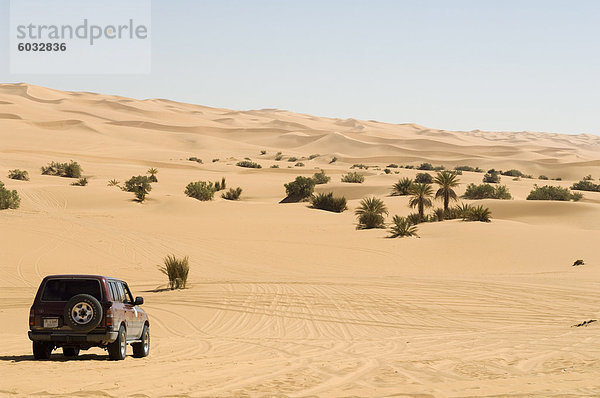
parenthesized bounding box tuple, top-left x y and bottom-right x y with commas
(107, 325, 127, 360)
(33, 341, 53, 360)
(132, 325, 150, 358)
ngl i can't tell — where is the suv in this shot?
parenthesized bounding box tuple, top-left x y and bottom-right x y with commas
(28, 275, 150, 360)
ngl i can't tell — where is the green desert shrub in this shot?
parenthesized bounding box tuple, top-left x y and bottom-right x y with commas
(188, 157, 203, 164)
(310, 192, 347, 213)
(463, 183, 512, 200)
(282, 176, 316, 202)
(414, 172, 433, 184)
(159, 255, 189, 290)
(274, 154, 283, 161)
(214, 177, 226, 191)
(295, 162, 305, 167)
(482, 169, 501, 183)
(355, 197, 388, 229)
(0, 181, 20, 210)
(351, 164, 369, 170)
(417, 163, 434, 171)
(463, 205, 492, 222)
(147, 168, 158, 183)
(308, 154, 320, 160)
(260, 150, 267, 155)
(288, 157, 298, 162)
(341, 172, 364, 183)
(8, 169, 29, 181)
(185, 181, 216, 201)
(212, 158, 219, 163)
(538, 175, 548, 180)
(312, 170, 331, 184)
(387, 164, 399, 168)
(527, 185, 581, 201)
(455, 165, 483, 173)
(41, 160, 82, 178)
(236, 160, 262, 169)
(391, 177, 413, 196)
(384, 168, 391, 174)
(122, 176, 152, 202)
(388, 215, 418, 238)
(221, 187, 242, 200)
(571, 178, 600, 192)
(71, 177, 88, 186)
(329, 157, 338, 164)
(501, 169, 523, 177)
(270, 165, 279, 168)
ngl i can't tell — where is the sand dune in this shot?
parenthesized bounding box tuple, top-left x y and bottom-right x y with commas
(1, 83, 600, 397)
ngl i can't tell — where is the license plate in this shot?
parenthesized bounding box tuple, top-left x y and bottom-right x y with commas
(43, 318, 59, 328)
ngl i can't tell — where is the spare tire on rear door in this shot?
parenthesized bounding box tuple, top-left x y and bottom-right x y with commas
(64, 294, 103, 332)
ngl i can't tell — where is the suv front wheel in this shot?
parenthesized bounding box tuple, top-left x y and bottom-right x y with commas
(107, 325, 127, 360)
(132, 325, 150, 358)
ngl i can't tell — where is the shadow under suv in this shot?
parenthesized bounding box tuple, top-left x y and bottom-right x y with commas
(29, 275, 150, 360)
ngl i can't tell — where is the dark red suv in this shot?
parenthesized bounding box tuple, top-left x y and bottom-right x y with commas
(28, 275, 150, 360)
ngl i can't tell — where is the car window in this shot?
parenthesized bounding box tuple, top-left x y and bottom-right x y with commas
(42, 279, 102, 301)
(122, 283, 134, 304)
(115, 282, 126, 303)
(108, 282, 118, 301)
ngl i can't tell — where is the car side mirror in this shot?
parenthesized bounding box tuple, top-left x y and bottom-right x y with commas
(134, 296, 144, 306)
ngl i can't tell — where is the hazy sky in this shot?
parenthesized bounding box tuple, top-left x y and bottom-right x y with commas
(1, 0, 599, 135)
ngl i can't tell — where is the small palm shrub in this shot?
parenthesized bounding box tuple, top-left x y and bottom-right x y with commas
(455, 202, 473, 218)
(341, 172, 364, 183)
(283, 176, 316, 202)
(274, 154, 283, 161)
(147, 168, 158, 182)
(188, 157, 203, 164)
(463, 205, 492, 222)
(107, 179, 120, 187)
(391, 178, 413, 196)
(329, 157, 338, 164)
(260, 150, 267, 155)
(41, 161, 82, 178)
(159, 255, 189, 290)
(312, 170, 331, 184)
(122, 176, 152, 202)
(0, 181, 20, 210)
(185, 181, 216, 201)
(8, 169, 29, 181)
(406, 213, 423, 225)
(527, 185, 581, 201)
(221, 187, 242, 200)
(415, 173, 433, 184)
(71, 178, 88, 186)
(355, 197, 388, 229)
(310, 192, 347, 213)
(236, 160, 262, 168)
(388, 215, 418, 238)
(433, 208, 445, 221)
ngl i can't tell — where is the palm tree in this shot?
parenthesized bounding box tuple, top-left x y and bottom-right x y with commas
(434, 170, 459, 213)
(147, 168, 158, 182)
(355, 197, 388, 229)
(409, 183, 433, 221)
(388, 215, 419, 238)
(391, 177, 413, 196)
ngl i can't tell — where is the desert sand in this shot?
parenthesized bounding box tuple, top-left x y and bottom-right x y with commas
(0, 83, 599, 397)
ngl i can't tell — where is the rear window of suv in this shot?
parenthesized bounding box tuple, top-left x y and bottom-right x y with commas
(41, 279, 102, 301)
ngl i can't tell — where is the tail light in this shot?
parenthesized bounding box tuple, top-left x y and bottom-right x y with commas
(29, 308, 35, 327)
(105, 309, 113, 328)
